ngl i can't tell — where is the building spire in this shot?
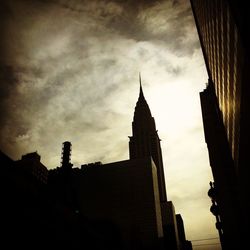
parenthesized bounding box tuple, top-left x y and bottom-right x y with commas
(139, 72, 145, 99)
(134, 73, 151, 119)
(129, 75, 167, 202)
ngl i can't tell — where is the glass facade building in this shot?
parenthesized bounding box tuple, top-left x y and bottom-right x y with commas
(190, 0, 250, 249)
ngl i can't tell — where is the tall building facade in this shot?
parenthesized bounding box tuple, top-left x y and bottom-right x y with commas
(129, 77, 167, 204)
(129, 78, 189, 249)
(190, 0, 250, 249)
(78, 158, 164, 250)
(129, 79, 169, 219)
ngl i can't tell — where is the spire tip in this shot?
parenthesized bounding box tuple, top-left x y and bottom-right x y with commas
(139, 72, 143, 92)
(138, 72, 145, 99)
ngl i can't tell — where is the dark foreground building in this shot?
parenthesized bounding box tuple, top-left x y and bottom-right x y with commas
(1, 81, 192, 250)
(62, 158, 164, 250)
(190, 0, 250, 248)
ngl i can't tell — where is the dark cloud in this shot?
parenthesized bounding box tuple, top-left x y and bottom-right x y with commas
(0, 65, 19, 130)
(0, 0, 198, 161)
(0, 65, 18, 99)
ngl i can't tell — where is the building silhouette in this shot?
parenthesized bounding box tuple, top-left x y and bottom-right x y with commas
(77, 158, 164, 250)
(190, 0, 250, 248)
(15, 151, 48, 184)
(1, 78, 192, 250)
(176, 214, 192, 250)
(129, 76, 169, 230)
(61, 141, 73, 170)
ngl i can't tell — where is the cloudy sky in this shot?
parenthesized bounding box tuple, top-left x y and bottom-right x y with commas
(0, 0, 221, 249)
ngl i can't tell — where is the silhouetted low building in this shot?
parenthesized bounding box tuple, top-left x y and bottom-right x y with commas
(78, 157, 163, 250)
(15, 151, 48, 184)
(176, 214, 193, 250)
(1, 151, 51, 250)
(49, 157, 164, 250)
(164, 201, 181, 250)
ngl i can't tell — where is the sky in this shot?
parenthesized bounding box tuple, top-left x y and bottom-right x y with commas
(0, 0, 221, 249)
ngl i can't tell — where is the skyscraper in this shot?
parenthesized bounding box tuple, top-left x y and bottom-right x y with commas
(190, 0, 250, 248)
(129, 75, 167, 204)
(129, 76, 187, 249)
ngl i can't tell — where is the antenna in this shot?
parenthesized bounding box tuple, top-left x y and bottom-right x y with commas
(61, 141, 72, 169)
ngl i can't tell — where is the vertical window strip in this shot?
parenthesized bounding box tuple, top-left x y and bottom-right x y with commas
(216, 2, 223, 117)
(209, 2, 216, 93)
(202, 2, 207, 50)
(226, 6, 232, 148)
(204, 2, 209, 63)
(219, 0, 227, 128)
(204, 0, 210, 79)
(232, 27, 239, 162)
(218, 1, 225, 124)
(212, 3, 219, 104)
